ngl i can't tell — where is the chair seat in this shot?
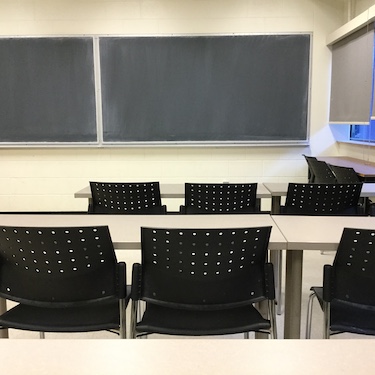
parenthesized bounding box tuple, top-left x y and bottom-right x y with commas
(310, 286, 375, 336)
(136, 303, 270, 336)
(330, 301, 375, 336)
(0, 300, 120, 332)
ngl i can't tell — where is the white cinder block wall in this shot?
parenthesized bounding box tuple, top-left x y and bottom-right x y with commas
(0, 0, 371, 212)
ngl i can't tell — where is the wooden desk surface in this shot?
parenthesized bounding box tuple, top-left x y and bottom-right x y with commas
(74, 183, 272, 199)
(318, 156, 375, 178)
(272, 215, 375, 251)
(1, 339, 374, 375)
(0, 214, 286, 250)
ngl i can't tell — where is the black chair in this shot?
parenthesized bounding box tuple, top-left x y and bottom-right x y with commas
(0, 225, 128, 338)
(280, 183, 364, 215)
(328, 164, 360, 183)
(275, 182, 365, 315)
(303, 154, 318, 183)
(307, 160, 337, 183)
(130, 226, 277, 339)
(179, 183, 259, 214)
(89, 181, 167, 214)
(306, 227, 375, 338)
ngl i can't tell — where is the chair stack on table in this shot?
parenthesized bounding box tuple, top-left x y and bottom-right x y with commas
(130, 226, 277, 339)
(327, 164, 360, 183)
(302, 156, 337, 183)
(0, 225, 129, 338)
(89, 181, 167, 214)
(179, 183, 260, 214)
(306, 227, 375, 339)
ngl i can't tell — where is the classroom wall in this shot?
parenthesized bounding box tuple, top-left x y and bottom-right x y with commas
(0, 0, 348, 212)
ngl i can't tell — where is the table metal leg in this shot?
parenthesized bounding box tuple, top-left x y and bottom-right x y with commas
(270, 250, 283, 315)
(270, 195, 283, 315)
(0, 298, 8, 338)
(284, 250, 303, 339)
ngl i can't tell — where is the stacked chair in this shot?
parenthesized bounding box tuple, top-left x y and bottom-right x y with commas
(302, 155, 337, 183)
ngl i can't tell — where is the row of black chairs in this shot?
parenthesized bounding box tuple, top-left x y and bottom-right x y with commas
(88, 180, 366, 216)
(0, 178, 373, 339)
(88, 181, 261, 214)
(0, 224, 277, 339)
(1, 222, 374, 339)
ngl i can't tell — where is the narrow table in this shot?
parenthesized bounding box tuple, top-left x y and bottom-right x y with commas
(272, 215, 375, 339)
(0, 213, 286, 339)
(1, 339, 374, 374)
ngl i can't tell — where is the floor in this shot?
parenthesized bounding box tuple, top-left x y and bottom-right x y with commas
(5, 250, 372, 340)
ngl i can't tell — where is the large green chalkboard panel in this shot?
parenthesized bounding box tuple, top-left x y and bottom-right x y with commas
(0, 38, 96, 143)
(100, 35, 310, 144)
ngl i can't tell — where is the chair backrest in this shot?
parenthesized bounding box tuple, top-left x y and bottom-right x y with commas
(328, 164, 360, 183)
(329, 227, 375, 306)
(137, 226, 273, 309)
(283, 183, 363, 215)
(181, 183, 258, 214)
(0, 225, 122, 306)
(303, 154, 317, 183)
(89, 181, 166, 214)
(307, 160, 337, 183)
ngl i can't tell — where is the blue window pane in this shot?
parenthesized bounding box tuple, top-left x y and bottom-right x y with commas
(350, 121, 375, 142)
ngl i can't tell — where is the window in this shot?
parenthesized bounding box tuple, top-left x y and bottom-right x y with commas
(350, 122, 375, 142)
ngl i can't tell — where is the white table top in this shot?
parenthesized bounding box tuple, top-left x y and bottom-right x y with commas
(1, 339, 374, 375)
(263, 182, 375, 197)
(74, 183, 272, 199)
(0, 214, 286, 250)
(272, 215, 375, 251)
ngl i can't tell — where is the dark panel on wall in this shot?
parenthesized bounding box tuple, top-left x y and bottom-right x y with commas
(0, 38, 97, 142)
(100, 35, 310, 144)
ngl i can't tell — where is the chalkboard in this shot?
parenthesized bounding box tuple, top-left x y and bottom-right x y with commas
(0, 37, 96, 143)
(100, 35, 310, 144)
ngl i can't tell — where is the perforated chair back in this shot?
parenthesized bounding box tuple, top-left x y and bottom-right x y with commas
(136, 226, 273, 308)
(0, 225, 121, 305)
(330, 228, 375, 306)
(306, 227, 375, 338)
(308, 160, 337, 183)
(180, 183, 258, 214)
(89, 181, 166, 214)
(282, 183, 363, 215)
(328, 165, 360, 183)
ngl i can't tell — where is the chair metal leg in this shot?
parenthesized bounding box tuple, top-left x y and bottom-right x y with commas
(268, 300, 277, 339)
(119, 298, 127, 339)
(270, 249, 283, 315)
(130, 300, 138, 339)
(305, 292, 316, 339)
(323, 301, 331, 339)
